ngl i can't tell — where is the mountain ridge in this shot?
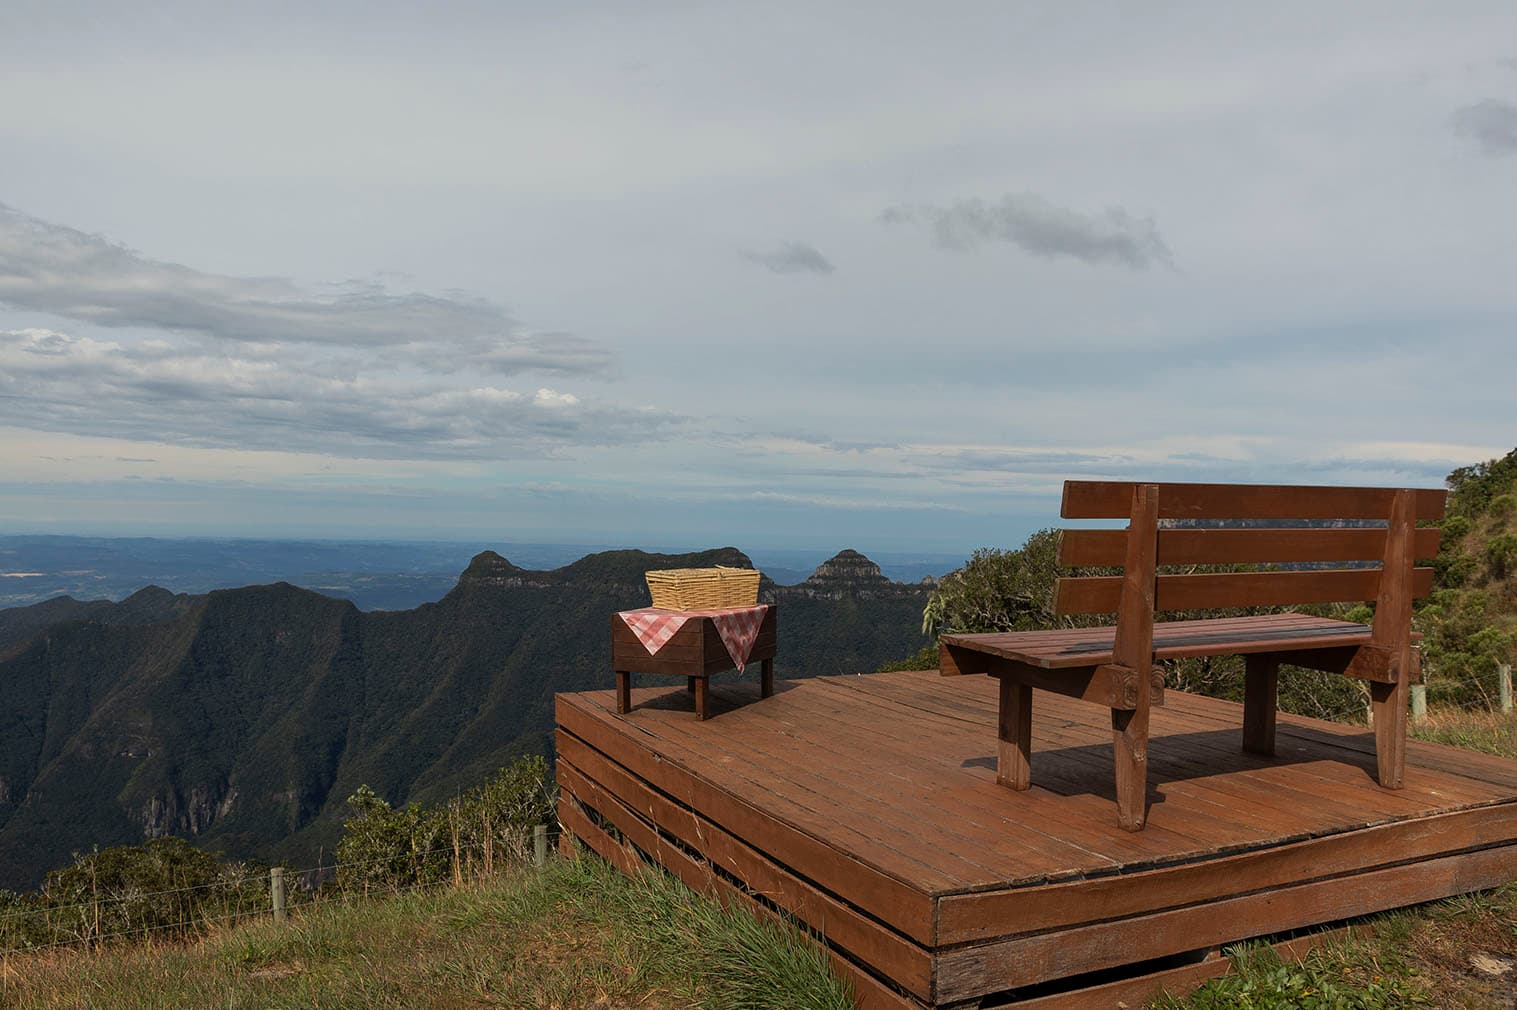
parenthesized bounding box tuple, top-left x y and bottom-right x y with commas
(0, 546, 932, 888)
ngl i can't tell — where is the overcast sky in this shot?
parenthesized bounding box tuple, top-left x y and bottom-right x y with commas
(2, 2, 1514, 554)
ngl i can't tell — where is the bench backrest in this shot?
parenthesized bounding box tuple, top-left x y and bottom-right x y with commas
(1054, 481, 1446, 619)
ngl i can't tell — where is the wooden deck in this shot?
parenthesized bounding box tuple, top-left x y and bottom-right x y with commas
(554, 670, 1517, 1009)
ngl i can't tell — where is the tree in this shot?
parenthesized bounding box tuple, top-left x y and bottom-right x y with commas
(921, 531, 1075, 636)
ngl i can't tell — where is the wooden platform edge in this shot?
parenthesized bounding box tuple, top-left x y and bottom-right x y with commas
(934, 838, 1517, 1002)
(555, 681, 1517, 1005)
(937, 800, 1517, 943)
(557, 773, 923, 1010)
(555, 736, 934, 996)
(554, 692, 936, 942)
(558, 776, 1379, 1010)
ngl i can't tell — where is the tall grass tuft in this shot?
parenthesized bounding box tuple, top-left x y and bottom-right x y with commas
(565, 854, 851, 1010)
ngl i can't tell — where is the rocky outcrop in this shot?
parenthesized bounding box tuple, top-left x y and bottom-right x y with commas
(767, 550, 931, 602)
(140, 784, 237, 838)
(811, 549, 886, 584)
(453, 551, 533, 589)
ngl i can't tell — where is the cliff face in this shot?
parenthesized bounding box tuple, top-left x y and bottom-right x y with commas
(0, 546, 930, 889)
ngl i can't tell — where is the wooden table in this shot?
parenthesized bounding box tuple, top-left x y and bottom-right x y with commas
(611, 606, 777, 719)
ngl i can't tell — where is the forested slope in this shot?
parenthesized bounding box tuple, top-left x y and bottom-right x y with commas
(0, 547, 930, 888)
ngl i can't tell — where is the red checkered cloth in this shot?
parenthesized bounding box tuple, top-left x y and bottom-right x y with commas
(618, 604, 770, 669)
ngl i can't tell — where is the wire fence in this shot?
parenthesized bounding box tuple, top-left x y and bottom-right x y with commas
(0, 842, 492, 927)
(1410, 662, 1514, 715)
(4, 873, 478, 958)
(0, 829, 554, 957)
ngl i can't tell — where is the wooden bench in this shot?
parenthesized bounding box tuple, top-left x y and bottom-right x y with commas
(940, 480, 1445, 831)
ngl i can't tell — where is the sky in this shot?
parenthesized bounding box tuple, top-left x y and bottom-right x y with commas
(1, 2, 1515, 554)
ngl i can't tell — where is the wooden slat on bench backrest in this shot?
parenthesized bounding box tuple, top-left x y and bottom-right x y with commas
(1061, 482, 1448, 521)
(1055, 567, 1436, 615)
(1058, 528, 1443, 568)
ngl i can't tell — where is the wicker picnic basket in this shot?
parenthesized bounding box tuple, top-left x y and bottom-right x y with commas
(645, 566, 761, 611)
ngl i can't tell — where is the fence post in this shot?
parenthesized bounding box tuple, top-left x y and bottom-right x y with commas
(1500, 664, 1513, 715)
(271, 867, 287, 924)
(533, 824, 548, 867)
(1410, 683, 1427, 725)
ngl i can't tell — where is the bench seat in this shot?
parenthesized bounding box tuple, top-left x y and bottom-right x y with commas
(942, 613, 1421, 671)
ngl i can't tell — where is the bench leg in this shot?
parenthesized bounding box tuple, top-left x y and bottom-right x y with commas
(1242, 654, 1279, 757)
(693, 676, 710, 720)
(1371, 678, 1408, 789)
(615, 670, 632, 715)
(1111, 697, 1151, 832)
(761, 658, 774, 698)
(996, 676, 1033, 790)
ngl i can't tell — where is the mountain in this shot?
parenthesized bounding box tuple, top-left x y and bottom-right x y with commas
(0, 535, 966, 611)
(0, 547, 931, 889)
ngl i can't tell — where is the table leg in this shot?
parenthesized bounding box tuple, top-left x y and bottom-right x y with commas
(761, 658, 774, 698)
(693, 677, 710, 720)
(615, 670, 631, 715)
(686, 677, 696, 693)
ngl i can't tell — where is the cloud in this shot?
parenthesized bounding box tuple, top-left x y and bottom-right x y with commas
(723, 433, 1484, 498)
(0, 328, 678, 460)
(0, 206, 671, 460)
(881, 193, 1173, 270)
(1452, 99, 1517, 156)
(740, 241, 836, 275)
(0, 204, 616, 377)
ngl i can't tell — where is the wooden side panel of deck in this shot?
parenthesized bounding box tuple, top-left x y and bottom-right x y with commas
(554, 670, 1517, 1007)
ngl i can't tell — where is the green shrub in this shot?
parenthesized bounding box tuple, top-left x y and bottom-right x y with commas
(877, 644, 939, 672)
(1486, 533, 1517, 580)
(1490, 494, 1517, 518)
(1436, 551, 1477, 587)
(1, 837, 271, 951)
(1439, 515, 1473, 541)
(921, 531, 1066, 636)
(1448, 449, 1517, 516)
(334, 785, 433, 893)
(336, 755, 554, 893)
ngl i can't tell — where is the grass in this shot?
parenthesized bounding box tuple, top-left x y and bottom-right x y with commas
(0, 852, 853, 1010)
(1413, 706, 1517, 758)
(1160, 704, 1517, 1009)
(1154, 886, 1517, 1010)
